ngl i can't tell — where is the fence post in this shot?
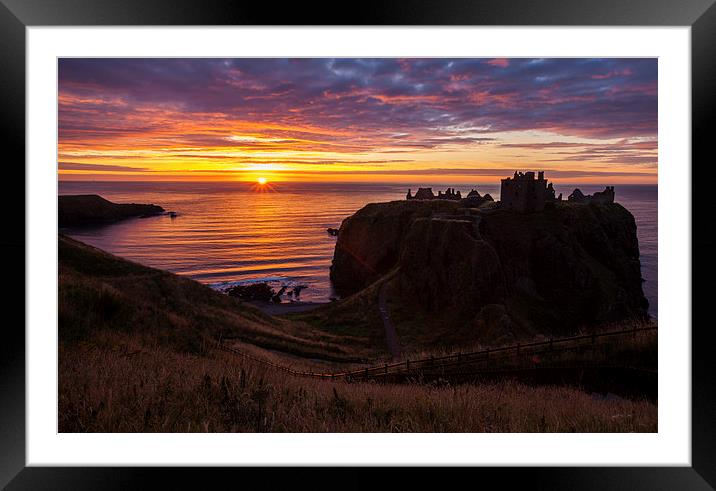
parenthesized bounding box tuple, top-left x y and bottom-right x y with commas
(406, 359, 410, 371)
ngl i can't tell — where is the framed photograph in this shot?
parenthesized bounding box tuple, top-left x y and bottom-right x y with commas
(2, 0, 714, 488)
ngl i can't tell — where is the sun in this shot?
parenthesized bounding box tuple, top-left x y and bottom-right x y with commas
(250, 176, 275, 193)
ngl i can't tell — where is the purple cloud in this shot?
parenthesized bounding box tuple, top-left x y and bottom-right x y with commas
(58, 58, 658, 166)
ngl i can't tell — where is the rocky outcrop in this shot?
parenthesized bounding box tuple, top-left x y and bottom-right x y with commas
(397, 217, 506, 316)
(59, 194, 164, 227)
(330, 200, 648, 339)
(476, 202, 647, 334)
(329, 200, 461, 295)
(227, 282, 275, 302)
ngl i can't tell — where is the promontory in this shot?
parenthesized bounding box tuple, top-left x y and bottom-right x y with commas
(330, 173, 648, 345)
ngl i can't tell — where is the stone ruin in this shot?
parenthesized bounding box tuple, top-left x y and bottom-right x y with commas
(463, 189, 494, 206)
(466, 189, 480, 199)
(406, 186, 492, 205)
(567, 186, 615, 204)
(438, 188, 462, 200)
(405, 171, 615, 213)
(406, 187, 435, 200)
(407, 187, 462, 201)
(499, 171, 560, 213)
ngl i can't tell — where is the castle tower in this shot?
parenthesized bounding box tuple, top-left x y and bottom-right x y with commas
(500, 170, 551, 213)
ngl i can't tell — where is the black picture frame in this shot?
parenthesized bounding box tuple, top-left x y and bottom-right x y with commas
(1, 1, 714, 489)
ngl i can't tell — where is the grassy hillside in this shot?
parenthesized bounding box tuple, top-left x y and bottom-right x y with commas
(58, 235, 657, 433)
(287, 271, 395, 355)
(59, 234, 378, 362)
(60, 332, 657, 432)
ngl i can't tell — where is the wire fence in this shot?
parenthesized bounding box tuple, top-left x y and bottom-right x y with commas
(214, 324, 657, 382)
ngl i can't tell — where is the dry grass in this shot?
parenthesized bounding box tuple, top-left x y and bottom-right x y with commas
(59, 330, 657, 433)
(58, 235, 658, 433)
(294, 268, 657, 368)
(400, 318, 657, 363)
(287, 273, 393, 360)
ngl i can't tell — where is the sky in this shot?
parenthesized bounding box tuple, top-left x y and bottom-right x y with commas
(58, 58, 657, 184)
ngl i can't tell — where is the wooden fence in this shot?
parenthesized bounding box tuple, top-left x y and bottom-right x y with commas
(214, 325, 657, 382)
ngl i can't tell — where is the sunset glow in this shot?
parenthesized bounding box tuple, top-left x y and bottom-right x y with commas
(58, 58, 658, 184)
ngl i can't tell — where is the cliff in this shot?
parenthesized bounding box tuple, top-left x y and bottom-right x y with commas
(59, 194, 165, 227)
(329, 200, 462, 294)
(330, 200, 648, 341)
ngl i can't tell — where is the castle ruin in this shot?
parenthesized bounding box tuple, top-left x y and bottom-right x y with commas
(568, 186, 615, 204)
(438, 188, 461, 200)
(407, 187, 462, 201)
(404, 171, 615, 214)
(499, 171, 558, 213)
(407, 188, 436, 200)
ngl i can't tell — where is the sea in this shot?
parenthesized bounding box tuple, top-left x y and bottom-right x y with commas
(58, 181, 658, 318)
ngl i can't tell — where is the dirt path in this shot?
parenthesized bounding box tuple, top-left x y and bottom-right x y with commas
(378, 281, 402, 361)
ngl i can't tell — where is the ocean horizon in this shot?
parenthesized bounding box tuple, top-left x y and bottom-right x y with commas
(58, 180, 657, 318)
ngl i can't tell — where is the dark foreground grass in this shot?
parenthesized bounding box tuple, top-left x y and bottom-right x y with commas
(58, 235, 657, 432)
(59, 330, 657, 433)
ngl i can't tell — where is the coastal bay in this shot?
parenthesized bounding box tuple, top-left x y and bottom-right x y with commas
(59, 181, 658, 318)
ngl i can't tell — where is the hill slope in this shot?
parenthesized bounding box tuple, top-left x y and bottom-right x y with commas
(58, 235, 657, 433)
(59, 234, 375, 361)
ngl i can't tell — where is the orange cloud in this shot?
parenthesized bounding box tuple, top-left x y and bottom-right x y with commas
(487, 58, 510, 68)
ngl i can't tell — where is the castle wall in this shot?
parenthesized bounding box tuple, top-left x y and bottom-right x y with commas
(500, 173, 548, 213)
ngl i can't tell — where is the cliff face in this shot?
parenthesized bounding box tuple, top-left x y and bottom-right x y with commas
(59, 194, 164, 227)
(397, 217, 506, 315)
(476, 203, 647, 335)
(329, 199, 461, 295)
(330, 200, 648, 339)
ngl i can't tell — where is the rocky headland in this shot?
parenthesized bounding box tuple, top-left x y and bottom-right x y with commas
(59, 194, 165, 227)
(330, 198, 648, 343)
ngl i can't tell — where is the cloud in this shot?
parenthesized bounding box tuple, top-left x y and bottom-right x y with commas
(58, 161, 150, 172)
(57, 58, 658, 179)
(163, 167, 655, 180)
(499, 138, 657, 167)
(59, 58, 657, 141)
(486, 58, 510, 68)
